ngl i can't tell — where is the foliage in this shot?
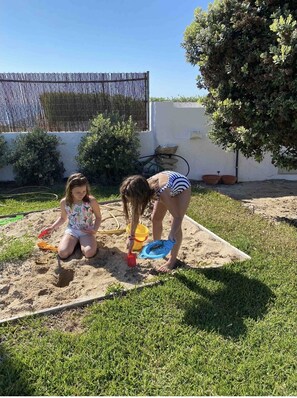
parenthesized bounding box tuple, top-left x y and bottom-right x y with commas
(0, 234, 35, 263)
(40, 92, 146, 131)
(7, 128, 65, 185)
(76, 113, 140, 184)
(183, 1, 297, 169)
(105, 282, 125, 295)
(0, 134, 7, 168)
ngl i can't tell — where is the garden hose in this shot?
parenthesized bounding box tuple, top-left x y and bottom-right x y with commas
(0, 192, 59, 201)
(97, 228, 126, 235)
(0, 189, 127, 235)
(0, 215, 24, 225)
(98, 204, 126, 235)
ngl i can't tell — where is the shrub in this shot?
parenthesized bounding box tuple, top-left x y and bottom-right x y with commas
(8, 128, 65, 185)
(76, 113, 140, 184)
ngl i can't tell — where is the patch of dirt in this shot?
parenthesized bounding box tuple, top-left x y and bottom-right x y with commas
(199, 179, 297, 227)
(41, 307, 87, 333)
(0, 202, 245, 322)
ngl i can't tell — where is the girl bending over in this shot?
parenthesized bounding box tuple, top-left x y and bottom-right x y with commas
(120, 170, 191, 273)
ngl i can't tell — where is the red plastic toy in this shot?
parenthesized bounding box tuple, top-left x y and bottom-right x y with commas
(38, 228, 50, 239)
(127, 253, 137, 267)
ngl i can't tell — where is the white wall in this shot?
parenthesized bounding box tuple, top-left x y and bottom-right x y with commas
(150, 102, 297, 182)
(1, 102, 296, 182)
(150, 102, 236, 179)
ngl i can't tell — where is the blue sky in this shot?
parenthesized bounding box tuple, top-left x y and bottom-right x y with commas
(1, 0, 210, 98)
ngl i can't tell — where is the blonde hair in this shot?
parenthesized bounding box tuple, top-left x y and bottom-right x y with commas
(120, 175, 155, 221)
(65, 173, 91, 206)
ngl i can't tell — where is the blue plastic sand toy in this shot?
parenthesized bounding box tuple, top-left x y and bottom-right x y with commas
(138, 239, 176, 259)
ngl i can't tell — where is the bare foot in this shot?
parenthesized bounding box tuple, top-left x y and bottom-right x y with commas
(156, 259, 177, 274)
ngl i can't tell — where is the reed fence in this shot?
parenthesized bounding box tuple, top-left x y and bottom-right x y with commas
(0, 72, 149, 132)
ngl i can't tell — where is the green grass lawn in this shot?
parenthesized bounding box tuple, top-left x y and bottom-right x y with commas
(0, 183, 119, 216)
(0, 186, 296, 395)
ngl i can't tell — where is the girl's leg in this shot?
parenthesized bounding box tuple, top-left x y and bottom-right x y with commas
(151, 200, 168, 240)
(80, 234, 98, 258)
(157, 187, 191, 273)
(58, 234, 78, 259)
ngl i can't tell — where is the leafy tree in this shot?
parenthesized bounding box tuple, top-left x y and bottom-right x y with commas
(8, 128, 65, 185)
(183, 0, 297, 169)
(76, 113, 140, 184)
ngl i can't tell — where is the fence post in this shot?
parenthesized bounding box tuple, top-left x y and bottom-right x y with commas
(145, 71, 150, 131)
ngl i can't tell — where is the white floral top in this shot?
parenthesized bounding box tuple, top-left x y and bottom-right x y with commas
(65, 201, 94, 230)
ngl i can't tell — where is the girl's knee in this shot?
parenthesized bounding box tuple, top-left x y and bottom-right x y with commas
(82, 246, 97, 258)
(58, 248, 72, 259)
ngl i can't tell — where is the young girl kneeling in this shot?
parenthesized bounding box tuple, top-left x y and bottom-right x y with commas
(41, 173, 101, 259)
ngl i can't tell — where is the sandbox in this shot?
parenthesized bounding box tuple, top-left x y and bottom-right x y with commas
(0, 201, 250, 323)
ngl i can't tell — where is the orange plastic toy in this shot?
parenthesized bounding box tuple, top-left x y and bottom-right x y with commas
(37, 240, 58, 252)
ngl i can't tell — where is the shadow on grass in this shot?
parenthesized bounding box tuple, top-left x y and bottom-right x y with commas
(0, 344, 33, 395)
(175, 268, 275, 340)
(275, 216, 297, 228)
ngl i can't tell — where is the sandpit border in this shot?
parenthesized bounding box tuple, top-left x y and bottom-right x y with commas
(0, 208, 251, 324)
(0, 280, 164, 324)
(184, 215, 251, 261)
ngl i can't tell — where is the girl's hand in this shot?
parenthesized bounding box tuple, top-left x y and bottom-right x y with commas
(38, 227, 53, 238)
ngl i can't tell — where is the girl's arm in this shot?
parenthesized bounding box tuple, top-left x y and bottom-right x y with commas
(90, 197, 102, 232)
(41, 199, 67, 235)
(127, 209, 140, 253)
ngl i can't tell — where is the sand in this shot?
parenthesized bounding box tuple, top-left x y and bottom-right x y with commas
(0, 201, 245, 322)
(206, 179, 297, 225)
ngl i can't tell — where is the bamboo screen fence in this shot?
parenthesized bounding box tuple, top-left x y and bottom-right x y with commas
(0, 72, 149, 132)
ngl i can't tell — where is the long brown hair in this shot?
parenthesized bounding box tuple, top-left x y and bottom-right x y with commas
(65, 173, 91, 206)
(120, 175, 155, 221)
